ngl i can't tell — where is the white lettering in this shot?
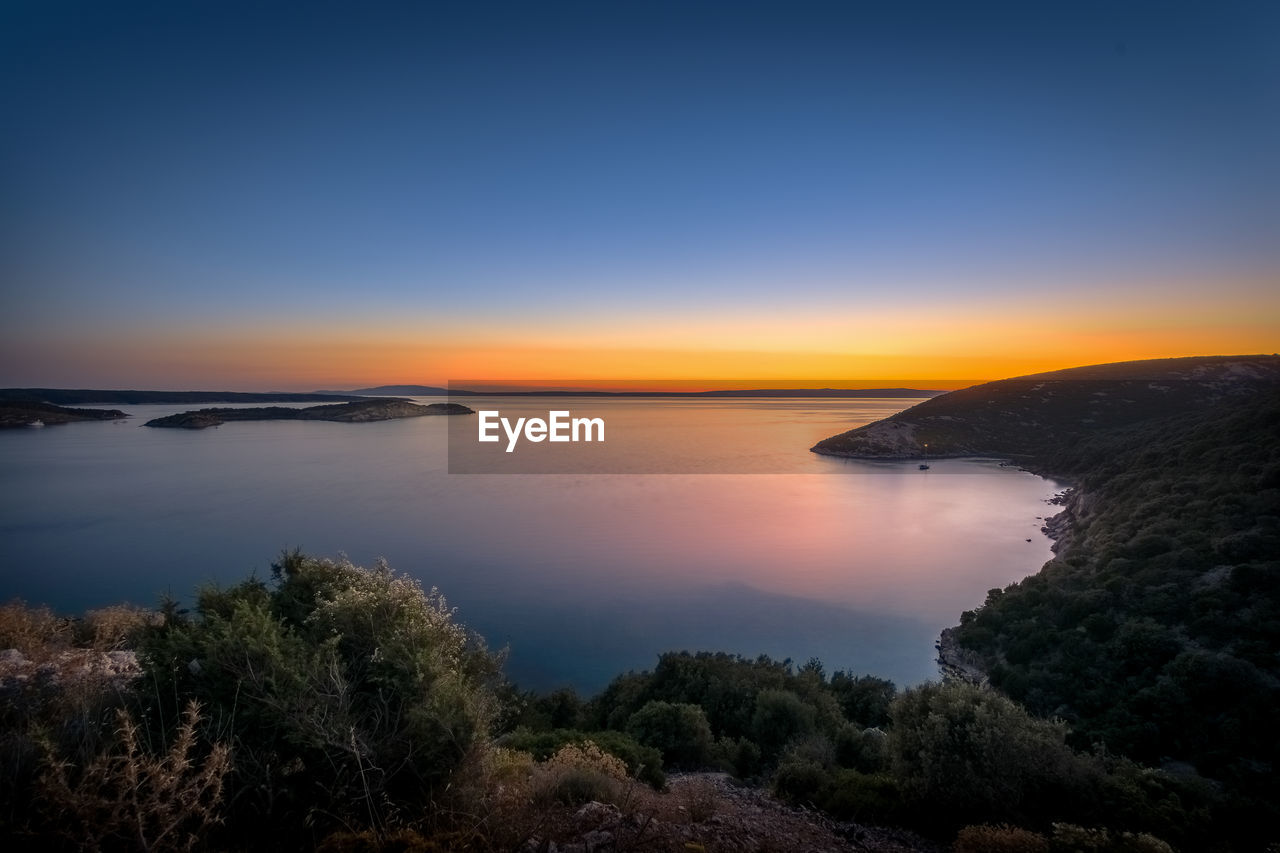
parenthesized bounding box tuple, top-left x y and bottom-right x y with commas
(549, 410, 571, 442)
(573, 416, 605, 442)
(478, 411, 500, 442)
(501, 416, 526, 453)
(481, 410, 605, 452)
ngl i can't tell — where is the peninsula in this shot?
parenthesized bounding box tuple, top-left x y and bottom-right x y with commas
(144, 399, 474, 429)
(0, 400, 129, 428)
(811, 354, 1280, 465)
(811, 354, 1280, 844)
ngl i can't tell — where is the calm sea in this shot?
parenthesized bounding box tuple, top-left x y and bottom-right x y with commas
(0, 397, 1060, 692)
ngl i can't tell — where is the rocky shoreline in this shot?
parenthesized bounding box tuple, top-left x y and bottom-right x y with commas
(935, 484, 1085, 684)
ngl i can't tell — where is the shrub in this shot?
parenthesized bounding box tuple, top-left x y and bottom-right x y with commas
(37, 700, 231, 852)
(828, 672, 896, 727)
(498, 728, 664, 789)
(0, 600, 69, 656)
(816, 770, 904, 824)
(771, 756, 827, 804)
(1048, 824, 1175, 853)
(751, 689, 817, 758)
(81, 605, 159, 651)
(625, 701, 714, 768)
(712, 735, 761, 779)
(834, 722, 888, 772)
(532, 741, 630, 807)
(954, 824, 1050, 853)
(138, 553, 503, 833)
(889, 682, 1091, 827)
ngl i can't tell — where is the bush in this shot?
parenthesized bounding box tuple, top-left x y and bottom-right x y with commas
(0, 600, 69, 656)
(954, 824, 1050, 853)
(1048, 824, 1175, 853)
(625, 701, 713, 768)
(834, 722, 888, 772)
(828, 672, 896, 727)
(37, 700, 231, 852)
(498, 728, 664, 789)
(81, 605, 159, 651)
(531, 741, 630, 807)
(712, 735, 762, 779)
(771, 756, 827, 805)
(889, 682, 1091, 827)
(751, 689, 817, 758)
(139, 553, 503, 833)
(816, 770, 904, 824)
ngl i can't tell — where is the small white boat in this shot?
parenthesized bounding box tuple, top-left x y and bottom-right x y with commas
(28, 419, 45, 428)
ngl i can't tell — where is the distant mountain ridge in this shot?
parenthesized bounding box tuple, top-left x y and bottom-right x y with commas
(0, 389, 366, 405)
(319, 385, 452, 396)
(812, 355, 1280, 462)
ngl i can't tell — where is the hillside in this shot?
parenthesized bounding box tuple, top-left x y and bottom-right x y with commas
(144, 399, 474, 429)
(813, 355, 1280, 847)
(811, 355, 1280, 466)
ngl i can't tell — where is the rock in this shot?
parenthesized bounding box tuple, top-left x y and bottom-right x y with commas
(580, 829, 614, 850)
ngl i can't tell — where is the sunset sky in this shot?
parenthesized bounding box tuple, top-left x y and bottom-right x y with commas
(2, 1, 1277, 390)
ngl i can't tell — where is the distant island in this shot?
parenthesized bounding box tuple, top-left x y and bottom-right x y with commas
(322, 384, 947, 398)
(0, 388, 369, 405)
(144, 399, 474, 429)
(0, 400, 129, 428)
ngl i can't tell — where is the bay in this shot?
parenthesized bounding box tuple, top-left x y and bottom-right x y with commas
(0, 397, 1060, 691)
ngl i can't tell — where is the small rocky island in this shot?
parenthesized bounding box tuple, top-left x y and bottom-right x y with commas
(145, 399, 474, 429)
(0, 401, 129, 428)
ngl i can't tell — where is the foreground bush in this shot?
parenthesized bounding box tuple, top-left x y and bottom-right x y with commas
(139, 552, 503, 836)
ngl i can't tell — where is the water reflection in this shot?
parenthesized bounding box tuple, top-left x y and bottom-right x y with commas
(0, 398, 1059, 690)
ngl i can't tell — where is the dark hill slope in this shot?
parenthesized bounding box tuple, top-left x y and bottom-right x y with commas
(812, 355, 1280, 467)
(815, 356, 1280, 844)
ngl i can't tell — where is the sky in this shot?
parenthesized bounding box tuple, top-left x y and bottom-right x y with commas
(2, 0, 1277, 390)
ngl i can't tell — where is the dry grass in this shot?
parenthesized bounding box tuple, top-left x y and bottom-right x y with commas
(38, 699, 232, 853)
(0, 599, 71, 658)
(954, 823, 1049, 853)
(82, 604, 161, 651)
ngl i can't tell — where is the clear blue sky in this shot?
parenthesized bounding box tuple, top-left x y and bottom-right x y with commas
(2, 1, 1277, 388)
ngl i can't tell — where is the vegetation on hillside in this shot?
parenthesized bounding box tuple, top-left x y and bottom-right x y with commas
(0, 561, 1233, 852)
(951, 385, 1280, 844)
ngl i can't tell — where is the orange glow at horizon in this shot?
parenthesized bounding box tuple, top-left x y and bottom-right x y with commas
(3, 275, 1276, 391)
